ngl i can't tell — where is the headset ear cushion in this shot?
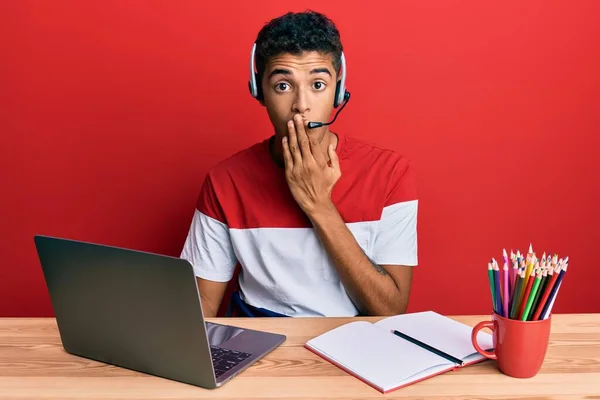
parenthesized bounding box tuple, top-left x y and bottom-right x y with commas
(334, 80, 342, 108)
(255, 73, 263, 102)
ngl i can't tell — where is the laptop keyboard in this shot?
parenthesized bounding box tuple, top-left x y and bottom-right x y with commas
(210, 346, 252, 378)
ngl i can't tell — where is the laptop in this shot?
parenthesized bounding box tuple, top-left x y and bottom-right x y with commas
(33, 235, 286, 389)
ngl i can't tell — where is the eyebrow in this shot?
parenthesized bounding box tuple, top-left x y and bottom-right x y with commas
(268, 67, 332, 79)
(309, 67, 332, 76)
(268, 69, 291, 79)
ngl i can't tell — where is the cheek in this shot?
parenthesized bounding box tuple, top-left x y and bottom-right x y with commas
(314, 96, 335, 120)
(265, 100, 292, 134)
(266, 101, 287, 122)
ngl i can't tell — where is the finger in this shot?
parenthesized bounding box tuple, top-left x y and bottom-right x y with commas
(294, 114, 312, 163)
(328, 144, 340, 171)
(282, 136, 293, 172)
(287, 120, 303, 167)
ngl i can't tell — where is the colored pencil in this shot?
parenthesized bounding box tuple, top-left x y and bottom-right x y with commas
(487, 263, 496, 314)
(541, 280, 562, 320)
(510, 255, 518, 302)
(493, 261, 502, 316)
(518, 268, 536, 320)
(515, 262, 530, 315)
(503, 249, 511, 298)
(551, 254, 558, 270)
(510, 269, 525, 318)
(502, 256, 509, 318)
(393, 330, 465, 366)
(525, 254, 536, 288)
(532, 264, 560, 321)
(522, 269, 543, 321)
(540, 260, 568, 319)
(529, 267, 549, 320)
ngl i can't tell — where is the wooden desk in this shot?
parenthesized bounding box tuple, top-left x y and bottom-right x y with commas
(0, 314, 598, 399)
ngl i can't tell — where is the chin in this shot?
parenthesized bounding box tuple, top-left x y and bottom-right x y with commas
(308, 129, 327, 142)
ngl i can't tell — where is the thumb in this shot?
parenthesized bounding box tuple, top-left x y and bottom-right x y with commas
(328, 144, 340, 171)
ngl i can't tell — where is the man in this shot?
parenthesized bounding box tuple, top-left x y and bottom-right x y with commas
(181, 10, 418, 317)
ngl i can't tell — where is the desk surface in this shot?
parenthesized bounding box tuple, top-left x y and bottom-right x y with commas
(0, 314, 599, 399)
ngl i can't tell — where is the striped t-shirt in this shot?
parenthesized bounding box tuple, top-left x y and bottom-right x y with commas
(181, 132, 418, 317)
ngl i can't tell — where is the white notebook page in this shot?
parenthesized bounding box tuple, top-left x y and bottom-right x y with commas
(374, 311, 494, 361)
(306, 321, 454, 392)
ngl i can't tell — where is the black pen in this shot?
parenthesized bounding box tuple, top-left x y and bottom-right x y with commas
(392, 330, 465, 366)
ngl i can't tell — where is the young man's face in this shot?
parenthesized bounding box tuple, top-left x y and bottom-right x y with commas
(261, 51, 338, 143)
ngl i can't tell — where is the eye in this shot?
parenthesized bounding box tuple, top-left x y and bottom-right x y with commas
(313, 81, 326, 90)
(275, 82, 291, 92)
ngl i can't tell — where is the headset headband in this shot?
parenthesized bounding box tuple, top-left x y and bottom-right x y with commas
(249, 42, 347, 108)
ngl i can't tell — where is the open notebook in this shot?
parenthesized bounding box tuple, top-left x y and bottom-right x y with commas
(305, 311, 494, 393)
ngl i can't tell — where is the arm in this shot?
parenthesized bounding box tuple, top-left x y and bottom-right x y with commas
(282, 115, 416, 316)
(196, 277, 229, 318)
(181, 173, 238, 318)
(309, 202, 413, 315)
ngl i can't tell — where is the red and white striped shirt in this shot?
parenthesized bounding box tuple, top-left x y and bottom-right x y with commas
(181, 132, 418, 317)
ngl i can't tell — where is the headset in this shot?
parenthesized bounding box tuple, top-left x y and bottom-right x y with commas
(248, 42, 351, 129)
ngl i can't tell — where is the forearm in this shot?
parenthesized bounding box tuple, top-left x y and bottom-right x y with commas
(196, 277, 227, 318)
(308, 201, 406, 316)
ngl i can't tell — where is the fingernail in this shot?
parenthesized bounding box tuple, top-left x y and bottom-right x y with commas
(283, 137, 287, 143)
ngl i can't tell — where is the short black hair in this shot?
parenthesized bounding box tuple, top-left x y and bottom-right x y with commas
(255, 10, 343, 83)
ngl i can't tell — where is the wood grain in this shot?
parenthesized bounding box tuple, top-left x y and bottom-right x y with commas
(0, 314, 598, 399)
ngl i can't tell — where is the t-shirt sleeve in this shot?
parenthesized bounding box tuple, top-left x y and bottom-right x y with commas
(371, 159, 418, 266)
(180, 173, 238, 282)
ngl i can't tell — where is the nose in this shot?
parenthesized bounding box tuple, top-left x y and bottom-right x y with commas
(292, 87, 310, 115)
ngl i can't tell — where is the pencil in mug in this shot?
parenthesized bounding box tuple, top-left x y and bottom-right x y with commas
(551, 254, 559, 270)
(524, 244, 533, 274)
(487, 262, 497, 314)
(492, 260, 503, 316)
(532, 263, 559, 321)
(510, 251, 518, 303)
(502, 254, 509, 318)
(522, 269, 543, 321)
(508, 248, 530, 319)
(520, 255, 537, 310)
(518, 267, 536, 320)
(537, 256, 554, 302)
(528, 267, 549, 320)
(541, 279, 563, 320)
(494, 258, 506, 317)
(503, 249, 510, 298)
(507, 259, 516, 312)
(527, 252, 550, 312)
(514, 265, 529, 317)
(509, 268, 525, 319)
(539, 259, 568, 320)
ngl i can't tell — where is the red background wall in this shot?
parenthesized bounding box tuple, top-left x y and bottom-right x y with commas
(1, 1, 599, 317)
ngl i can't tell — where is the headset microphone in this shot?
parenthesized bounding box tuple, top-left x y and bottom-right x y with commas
(307, 91, 351, 129)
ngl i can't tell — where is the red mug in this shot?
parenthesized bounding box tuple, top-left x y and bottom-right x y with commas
(471, 312, 552, 378)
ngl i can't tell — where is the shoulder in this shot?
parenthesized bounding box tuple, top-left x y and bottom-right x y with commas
(195, 140, 268, 221)
(343, 135, 415, 183)
(205, 140, 267, 184)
